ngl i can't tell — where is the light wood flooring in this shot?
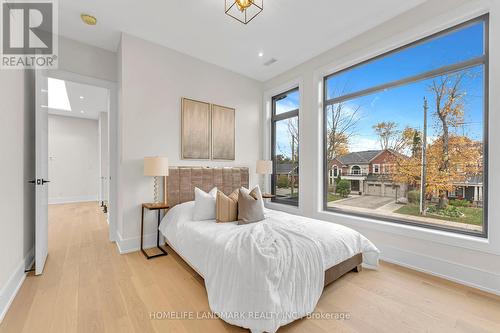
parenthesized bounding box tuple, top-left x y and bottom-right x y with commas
(1, 202, 499, 333)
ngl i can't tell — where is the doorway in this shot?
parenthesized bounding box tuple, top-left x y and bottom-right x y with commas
(47, 78, 109, 209)
(351, 180, 360, 192)
(35, 70, 117, 275)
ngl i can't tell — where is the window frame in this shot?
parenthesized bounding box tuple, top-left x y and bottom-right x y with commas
(271, 87, 300, 206)
(382, 164, 388, 174)
(322, 14, 489, 238)
(350, 165, 361, 175)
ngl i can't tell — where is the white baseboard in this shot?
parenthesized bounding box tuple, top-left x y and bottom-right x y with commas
(379, 244, 500, 296)
(115, 231, 160, 254)
(48, 195, 98, 205)
(0, 247, 34, 323)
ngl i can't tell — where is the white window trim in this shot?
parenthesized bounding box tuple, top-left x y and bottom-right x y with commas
(350, 165, 361, 175)
(373, 164, 380, 174)
(333, 165, 338, 177)
(311, 5, 500, 256)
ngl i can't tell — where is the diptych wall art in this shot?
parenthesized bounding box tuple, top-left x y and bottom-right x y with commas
(181, 98, 235, 160)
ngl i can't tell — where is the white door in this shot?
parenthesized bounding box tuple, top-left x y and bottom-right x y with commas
(35, 69, 49, 275)
(384, 185, 399, 198)
(368, 184, 382, 196)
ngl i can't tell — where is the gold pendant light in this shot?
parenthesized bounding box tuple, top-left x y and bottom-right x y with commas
(81, 14, 97, 26)
(235, 0, 253, 11)
(225, 0, 263, 25)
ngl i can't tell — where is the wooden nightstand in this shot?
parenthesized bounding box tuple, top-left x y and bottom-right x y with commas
(141, 203, 169, 259)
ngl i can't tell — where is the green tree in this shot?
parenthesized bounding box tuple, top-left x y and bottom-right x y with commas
(336, 179, 351, 197)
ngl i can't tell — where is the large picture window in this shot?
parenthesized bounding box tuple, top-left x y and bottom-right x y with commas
(323, 16, 488, 236)
(272, 88, 299, 206)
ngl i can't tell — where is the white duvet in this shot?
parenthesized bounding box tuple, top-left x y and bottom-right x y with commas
(159, 202, 379, 333)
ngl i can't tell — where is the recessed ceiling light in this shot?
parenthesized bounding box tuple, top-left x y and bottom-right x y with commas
(258, 52, 264, 57)
(81, 14, 97, 26)
(80, 96, 84, 99)
(80, 110, 85, 114)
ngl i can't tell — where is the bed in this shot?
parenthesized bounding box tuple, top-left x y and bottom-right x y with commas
(159, 167, 379, 332)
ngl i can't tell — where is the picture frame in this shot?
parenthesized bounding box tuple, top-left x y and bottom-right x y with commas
(211, 104, 235, 160)
(181, 98, 211, 160)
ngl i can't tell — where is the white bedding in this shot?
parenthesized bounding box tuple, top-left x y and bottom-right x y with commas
(159, 202, 379, 332)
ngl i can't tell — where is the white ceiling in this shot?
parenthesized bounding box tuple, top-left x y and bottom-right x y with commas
(57, 0, 427, 81)
(48, 78, 108, 120)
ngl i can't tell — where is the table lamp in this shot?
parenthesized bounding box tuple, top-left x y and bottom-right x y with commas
(256, 160, 273, 196)
(144, 156, 169, 204)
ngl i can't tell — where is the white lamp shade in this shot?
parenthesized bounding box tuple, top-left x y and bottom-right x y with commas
(144, 157, 169, 176)
(256, 160, 273, 175)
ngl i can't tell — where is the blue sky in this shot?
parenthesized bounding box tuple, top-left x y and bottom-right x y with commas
(275, 90, 300, 158)
(275, 20, 486, 158)
(326, 20, 485, 153)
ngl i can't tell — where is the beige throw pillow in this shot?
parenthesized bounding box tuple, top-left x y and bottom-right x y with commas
(237, 186, 265, 224)
(216, 189, 239, 223)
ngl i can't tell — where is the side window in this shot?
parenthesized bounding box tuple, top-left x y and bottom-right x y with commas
(271, 88, 299, 206)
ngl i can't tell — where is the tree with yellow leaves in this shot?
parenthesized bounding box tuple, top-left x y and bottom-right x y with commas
(392, 71, 482, 208)
(372, 121, 420, 155)
(393, 135, 481, 194)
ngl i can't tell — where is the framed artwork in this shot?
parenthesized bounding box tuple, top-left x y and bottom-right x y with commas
(181, 98, 211, 159)
(211, 104, 235, 160)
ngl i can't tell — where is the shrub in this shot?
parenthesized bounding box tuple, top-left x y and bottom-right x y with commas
(449, 199, 470, 207)
(336, 179, 351, 197)
(427, 205, 464, 218)
(276, 175, 289, 188)
(336, 175, 342, 183)
(407, 190, 420, 204)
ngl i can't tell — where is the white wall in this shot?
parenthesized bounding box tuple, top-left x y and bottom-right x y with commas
(263, 0, 500, 295)
(58, 36, 117, 82)
(116, 33, 262, 251)
(0, 69, 35, 320)
(48, 115, 99, 204)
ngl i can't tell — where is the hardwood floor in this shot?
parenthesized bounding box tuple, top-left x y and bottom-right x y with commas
(1, 202, 499, 333)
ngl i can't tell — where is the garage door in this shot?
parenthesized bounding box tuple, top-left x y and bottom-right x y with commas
(384, 185, 399, 197)
(367, 184, 382, 196)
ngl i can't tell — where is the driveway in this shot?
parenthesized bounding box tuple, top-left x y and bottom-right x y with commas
(329, 195, 394, 209)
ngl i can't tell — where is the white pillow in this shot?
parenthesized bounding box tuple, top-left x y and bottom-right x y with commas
(193, 187, 218, 221)
(240, 185, 266, 212)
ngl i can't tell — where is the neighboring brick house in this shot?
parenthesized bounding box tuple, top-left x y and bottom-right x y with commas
(275, 162, 299, 184)
(328, 149, 407, 197)
(449, 174, 483, 205)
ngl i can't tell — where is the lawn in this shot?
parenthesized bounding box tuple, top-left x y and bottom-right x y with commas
(395, 204, 483, 226)
(327, 193, 345, 202)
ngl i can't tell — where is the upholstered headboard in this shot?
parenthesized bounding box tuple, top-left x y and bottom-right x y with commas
(167, 167, 249, 207)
